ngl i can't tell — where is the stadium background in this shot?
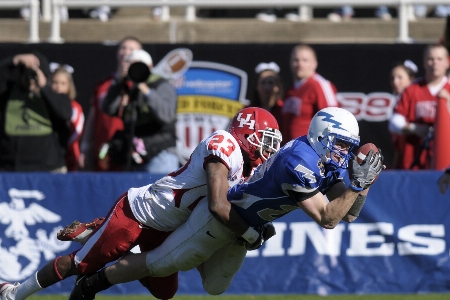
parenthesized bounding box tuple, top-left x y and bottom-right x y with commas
(1, 7, 450, 296)
(0, 42, 430, 166)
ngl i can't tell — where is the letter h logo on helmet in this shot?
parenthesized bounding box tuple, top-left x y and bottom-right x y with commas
(236, 113, 255, 129)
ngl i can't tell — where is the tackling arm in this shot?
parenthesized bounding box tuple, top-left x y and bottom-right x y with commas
(206, 158, 273, 249)
(205, 158, 250, 235)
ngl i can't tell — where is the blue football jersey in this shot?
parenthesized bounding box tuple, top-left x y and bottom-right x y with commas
(228, 136, 348, 227)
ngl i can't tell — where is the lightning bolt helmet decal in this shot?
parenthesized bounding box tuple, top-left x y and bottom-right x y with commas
(307, 107, 360, 169)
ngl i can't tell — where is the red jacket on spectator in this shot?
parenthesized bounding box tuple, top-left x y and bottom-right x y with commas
(393, 77, 450, 169)
(281, 73, 339, 143)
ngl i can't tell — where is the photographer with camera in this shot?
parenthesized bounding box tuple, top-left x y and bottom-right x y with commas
(101, 49, 179, 173)
(0, 52, 72, 172)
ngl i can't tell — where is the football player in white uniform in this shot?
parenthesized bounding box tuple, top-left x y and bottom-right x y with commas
(67, 107, 385, 300)
(0, 107, 282, 300)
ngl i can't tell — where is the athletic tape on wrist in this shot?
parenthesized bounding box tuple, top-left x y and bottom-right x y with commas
(241, 227, 259, 243)
(348, 194, 367, 217)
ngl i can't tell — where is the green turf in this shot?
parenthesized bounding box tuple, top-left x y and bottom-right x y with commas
(28, 294, 450, 300)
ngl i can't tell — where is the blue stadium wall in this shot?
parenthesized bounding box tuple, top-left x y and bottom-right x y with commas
(0, 171, 449, 295)
(1, 44, 449, 295)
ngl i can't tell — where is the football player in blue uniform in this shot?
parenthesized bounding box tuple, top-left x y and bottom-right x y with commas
(228, 106, 379, 228)
(67, 107, 385, 299)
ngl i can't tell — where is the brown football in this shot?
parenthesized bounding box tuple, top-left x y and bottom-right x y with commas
(355, 143, 379, 164)
(350, 143, 381, 184)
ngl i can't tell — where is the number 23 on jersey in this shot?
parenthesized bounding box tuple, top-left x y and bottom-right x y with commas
(208, 134, 236, 157)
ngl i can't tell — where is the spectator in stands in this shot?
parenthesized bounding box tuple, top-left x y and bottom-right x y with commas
(82, 6, 114, 22)
(374, 5, 430, 20)
(20, 3, 68, 22)
(433, 5, 450, 18)
(79, 36, 141, 171)
(255, 9, 278, 23)
(438, 167, 450, 194)
(390, 60, 418, 96)
(281, 44, 339, 144)
(101, 49, 179, 173)
(250, 61, 284, 128)
(374, 6, 393, 20)
(389, 44, 450, 170)
(327, 5, 430, 22)
(255, 8, 301, 22)
(375, 5, 450, 19)
(0, 52, 72, 172)
(50, 63, 85, 171)
(388, 60, 418, 169)
(327, 6, 354, 22)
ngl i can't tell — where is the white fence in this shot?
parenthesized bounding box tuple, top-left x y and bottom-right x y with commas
(1, 0, 39, 42)
(3, 0, 450, 43)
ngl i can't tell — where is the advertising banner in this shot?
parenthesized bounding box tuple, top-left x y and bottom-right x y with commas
(0, 171, 449, 295)
(174, 61, 248, 163)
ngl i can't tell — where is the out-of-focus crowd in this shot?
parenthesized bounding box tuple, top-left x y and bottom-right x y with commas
(7, 5, 450, 23)
(1, 35, 449, 174)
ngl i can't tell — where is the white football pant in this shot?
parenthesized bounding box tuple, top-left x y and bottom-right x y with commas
(145, 198, 247, 295)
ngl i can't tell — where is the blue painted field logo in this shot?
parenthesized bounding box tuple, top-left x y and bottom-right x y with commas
(0, 188, 70, 281)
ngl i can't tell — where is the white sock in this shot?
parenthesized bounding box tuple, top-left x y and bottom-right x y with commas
(15, 272, 43, 300)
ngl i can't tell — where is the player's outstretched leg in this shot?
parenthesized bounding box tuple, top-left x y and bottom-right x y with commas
(57, 217, 105, 245)
(69, 269, 112, 300)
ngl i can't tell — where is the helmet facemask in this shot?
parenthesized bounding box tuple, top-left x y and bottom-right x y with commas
(248, 128, 282, 161)
(319, 132, 358, 168)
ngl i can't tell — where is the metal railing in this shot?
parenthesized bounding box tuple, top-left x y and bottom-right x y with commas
(3, 0, 450, 43)
(1, 0, 40, 42)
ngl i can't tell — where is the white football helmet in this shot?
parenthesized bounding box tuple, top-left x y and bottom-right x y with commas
(307, 107, 360, 168)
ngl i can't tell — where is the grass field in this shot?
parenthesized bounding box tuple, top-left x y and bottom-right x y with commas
(28, 294, 450, 300)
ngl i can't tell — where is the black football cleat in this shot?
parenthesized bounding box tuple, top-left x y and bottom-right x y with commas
(69, 276, 96, 300)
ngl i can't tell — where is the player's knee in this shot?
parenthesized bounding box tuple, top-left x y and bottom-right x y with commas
(205, 288, 225, 295)
(139, 274, 178, 299)
(174, 247, 208, 272)
(202, 277, 231, 295)
(54, 255, 76, 279)
(148, 247, 207, 277)
(146, 285, 177, 299)
(203, 284, 227, 295)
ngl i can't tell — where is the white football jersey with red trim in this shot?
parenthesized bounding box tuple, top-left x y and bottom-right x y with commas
(127, 129, 244, 231)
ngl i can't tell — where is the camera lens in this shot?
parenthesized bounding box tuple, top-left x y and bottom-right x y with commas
(128, 62, 151, 83)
